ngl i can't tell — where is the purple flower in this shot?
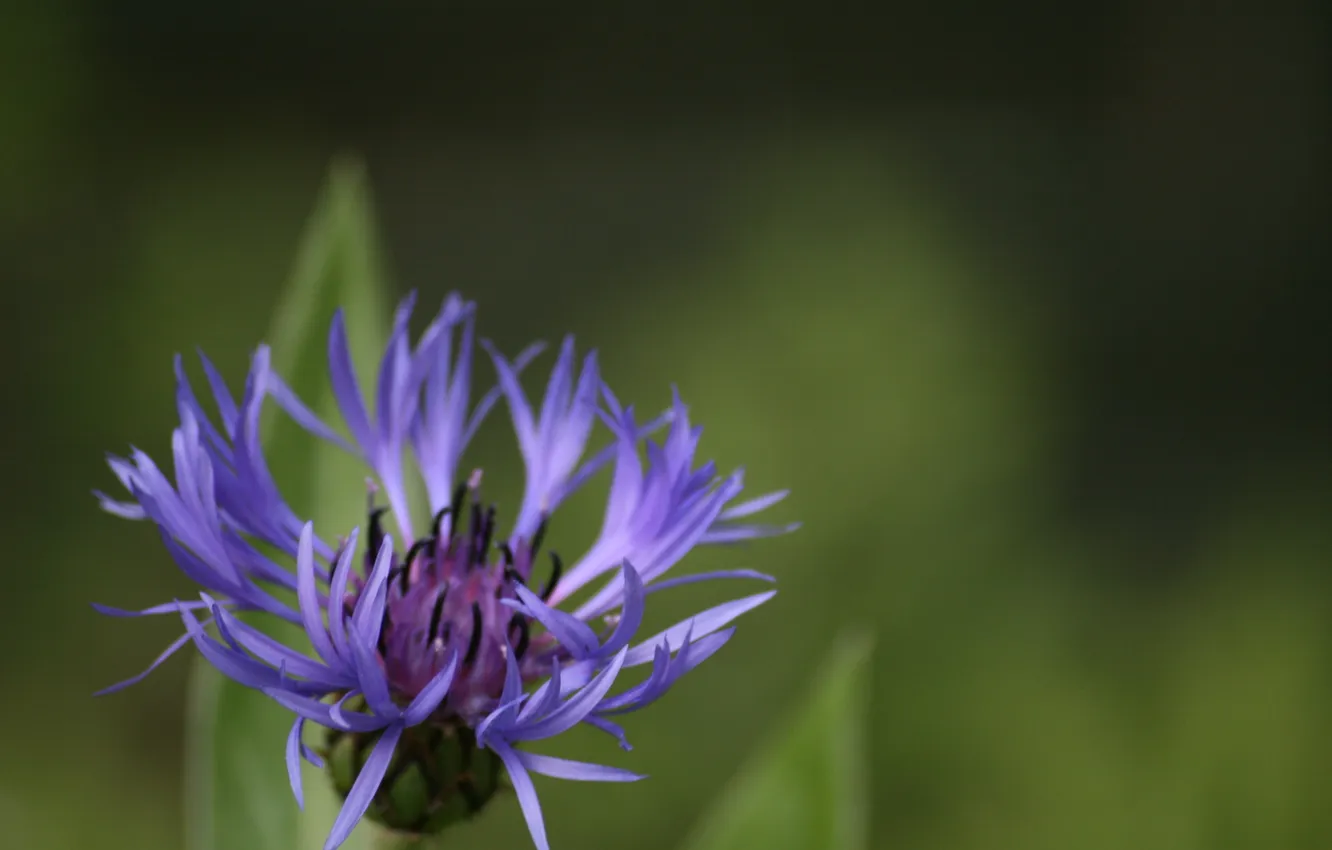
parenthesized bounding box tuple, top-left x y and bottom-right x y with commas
(95, 294, 796, 850)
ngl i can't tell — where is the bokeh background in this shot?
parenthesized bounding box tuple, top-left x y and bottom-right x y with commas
(3, 3, 1330, 849)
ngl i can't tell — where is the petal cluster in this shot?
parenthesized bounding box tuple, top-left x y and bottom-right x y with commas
(94, 293, 795, 850)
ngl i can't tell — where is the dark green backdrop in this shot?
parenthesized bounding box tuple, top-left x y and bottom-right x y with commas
(2, 3, 1329, 848)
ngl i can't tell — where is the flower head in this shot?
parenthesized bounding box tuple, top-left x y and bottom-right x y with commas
(95, 294, 796, 850)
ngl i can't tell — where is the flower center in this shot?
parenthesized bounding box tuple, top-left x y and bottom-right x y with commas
(363, 473, 562, 719)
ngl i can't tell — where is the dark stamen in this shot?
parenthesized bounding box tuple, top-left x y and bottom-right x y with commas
(503, 566, 523, 585)
(541, 551, 563, 601)
(530, 515, 549, 559)
(430, 507, 451, 548)
(447, 482, 468, 539)
(475, 506, 497, 564)
(509, 615, 531, 659)
(367, 507, 389, 559)
(401, 538, 434, 580)
(386, 566, 408, 596)
(427, 589, 448, 642)
(468, 501, 483, 559)
(498, 543, 515, 566)
(464, 603, 484, 665)
(377, 610, 390, 656)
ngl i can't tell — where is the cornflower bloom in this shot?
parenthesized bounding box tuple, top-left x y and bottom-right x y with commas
(95, 293, 796, 850)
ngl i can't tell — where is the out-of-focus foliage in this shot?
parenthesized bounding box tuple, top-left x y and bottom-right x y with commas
(680, 632, 872, 850)
(2, 5, 1328, 850)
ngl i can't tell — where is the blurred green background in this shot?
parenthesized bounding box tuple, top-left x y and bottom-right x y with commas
(3, 3, 1329, 849)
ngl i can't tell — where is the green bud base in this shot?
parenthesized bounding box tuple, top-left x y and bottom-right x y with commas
(322, 707, 503, 837)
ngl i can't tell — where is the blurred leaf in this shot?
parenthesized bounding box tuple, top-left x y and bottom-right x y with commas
(183, 157, 394, 850)
(678, 631, 873, 850)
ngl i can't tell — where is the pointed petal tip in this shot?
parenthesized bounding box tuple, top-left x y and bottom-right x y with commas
(90, 601, 156, 618)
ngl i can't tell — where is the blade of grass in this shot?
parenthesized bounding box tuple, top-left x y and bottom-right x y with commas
(677, 631, 873, 850)
(183, 157, 393, 850)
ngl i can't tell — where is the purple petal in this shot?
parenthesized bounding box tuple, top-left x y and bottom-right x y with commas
(296, 523, 339, 665)
(139, 499, 227, 594)
(375, 292, 417, 434)
(221, 531, 302, 592)
(173, 355, 232, 453)
(129, 449, 234, 582)
(327, 310, 376, 454)
(106, 453, 142, 493)
(94, 490, 147, 519)
(535, 337, 577, 458)
(165, 536, 298, 624)
(603, 628, 735, 716)
(624, 591, 775, 667)
(211, 606, 351, 690)
(481, 339, 538, 458)
(401, 651, 459, 726)
(323, 724, 403, 850)
(92, 599, 213, 618)
(596, 641, 672, 713)
(591, 409, 644, 537)
(718, 489, 789, 520)
(179, 603, 286, 691)
(596, 562, 644, 657)
(286, 716, 308, 809)
(154, 526, 240, 598)
(196, 349, 240, 434)
(264, 689, 385, 733)
(639, 473, 746, 582)
(510, 584, 599, 658)
(266, 367, 355, 452)
(348, 632, 398, 721)
(538, 349, 600, 515)
(517, 660, 563, 724)
(302, 741, 324, 768)
(666, 627, 734, 682)
(515, 751, 645, 783)
(700, 522, 802, 544)
(351, 536, 394, 647)
(476, 693, 528, 747)
(569, 473, 747, 619)
(489, 740, 550, 850)
(499, 638, 524, 706)
(93, 628, 194, 696)
(643, 569, 776, 596)
(582, 715, 633, 750)
(463, 341, 545, 446)
(509, 648, 627, 742)
(411, 301, 474, 512)
(326, 529, 360, 664)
